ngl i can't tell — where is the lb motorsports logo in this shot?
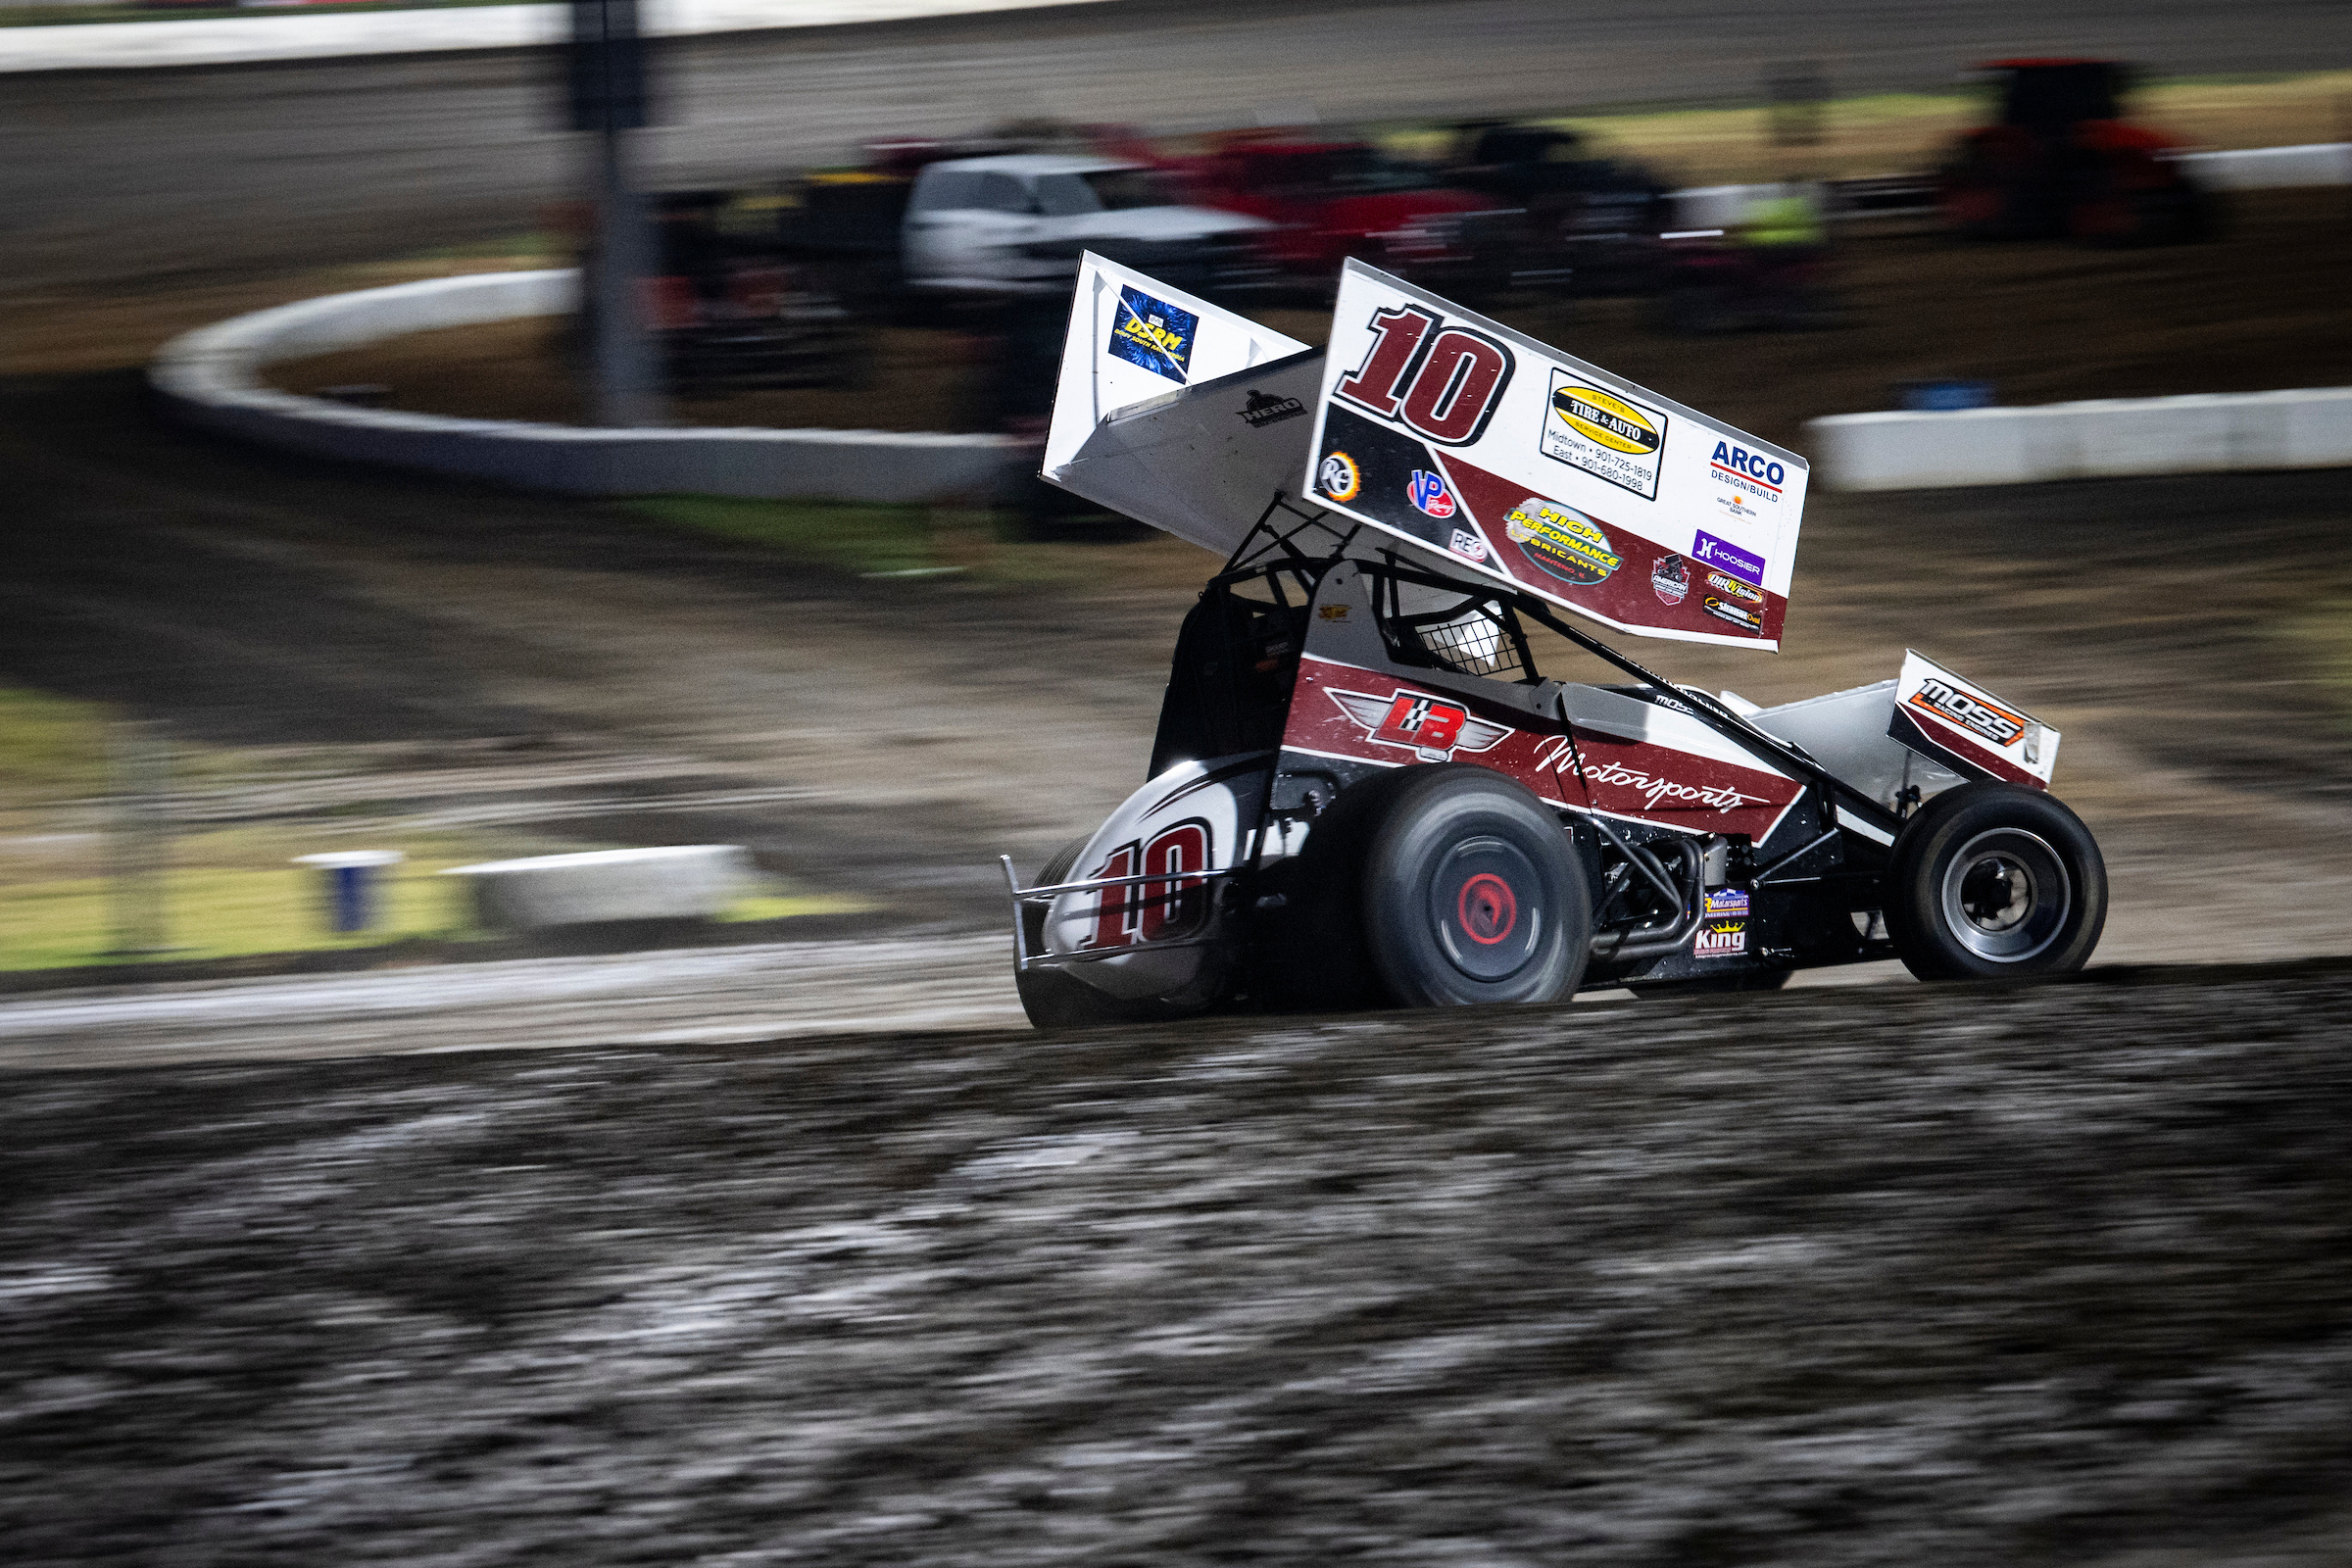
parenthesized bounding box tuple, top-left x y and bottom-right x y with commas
(1328, 687, 1511, 763)
(1541, 370, 1667, 501)
(1107, 285, 1198, 383)
(1504, 496, 1621, 586)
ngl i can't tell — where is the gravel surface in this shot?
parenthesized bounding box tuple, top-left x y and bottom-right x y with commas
(7, 962, 2352, 1565)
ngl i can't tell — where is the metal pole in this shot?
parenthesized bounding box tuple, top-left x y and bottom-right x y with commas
(590, 119, 662, 427)
(571, 0, 662, 428)
(106, 721, 172, 957)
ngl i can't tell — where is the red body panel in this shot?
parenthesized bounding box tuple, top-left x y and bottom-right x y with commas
(1284, 656, 1804, 841)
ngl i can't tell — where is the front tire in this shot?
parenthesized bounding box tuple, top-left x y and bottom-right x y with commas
(1357, 765, 1591, 1008)
(1885, 782, 2106, 982)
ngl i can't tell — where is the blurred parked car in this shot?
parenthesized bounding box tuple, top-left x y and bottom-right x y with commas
(900, 154, 1271, 296)
(1434, 121, 1674, 293)
(636, 190, 858, 394)
(1938, 59, 2213, 244)
(1167, 134, 1515, 299)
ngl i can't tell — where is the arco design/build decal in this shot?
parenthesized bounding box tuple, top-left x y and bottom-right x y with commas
(1304, 260, 1806, 651)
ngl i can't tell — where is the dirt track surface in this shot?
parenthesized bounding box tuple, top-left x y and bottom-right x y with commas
(8, 0, 2352, 293)
(8, 964, 2352, 1565)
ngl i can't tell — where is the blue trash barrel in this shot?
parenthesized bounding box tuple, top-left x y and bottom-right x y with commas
(292, 851, 406, 934)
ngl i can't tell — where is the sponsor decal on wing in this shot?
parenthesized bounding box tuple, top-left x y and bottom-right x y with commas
(1106, 284, 1199, 383)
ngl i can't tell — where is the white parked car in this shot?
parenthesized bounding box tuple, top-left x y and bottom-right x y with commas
(901, 154, 1270, 294)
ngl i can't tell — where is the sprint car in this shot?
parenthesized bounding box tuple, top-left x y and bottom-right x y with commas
(1003, 255, 2106, 1024)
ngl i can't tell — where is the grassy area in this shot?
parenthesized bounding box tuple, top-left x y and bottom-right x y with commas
(0, 824, 877, 970)
(624, 496, 942, 576)
(0, 687, 110, 803)
(2283, 597, 2352, 733)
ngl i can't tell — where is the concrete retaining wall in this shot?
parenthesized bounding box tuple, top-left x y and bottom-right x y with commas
(147, 270, 1012, 505)
(1806, 387, 2352, 491)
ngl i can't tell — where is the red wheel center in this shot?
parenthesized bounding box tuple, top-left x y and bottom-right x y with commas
(1456, 873, 1518, 945)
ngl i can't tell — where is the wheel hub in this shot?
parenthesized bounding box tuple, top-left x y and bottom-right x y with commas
(1430, 836, 1544, 980)
(1939, 828, 2071, 963)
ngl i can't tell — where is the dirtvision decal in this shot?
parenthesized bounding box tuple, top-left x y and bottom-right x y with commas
(1887, 650, 2060, 790)
(1106, 285, 1199, 382)
(1303, 260, 1807, 651)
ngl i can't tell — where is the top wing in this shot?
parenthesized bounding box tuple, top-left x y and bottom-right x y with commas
(1301, 260, 1808, 652)
(1040, 253, 1315, 555)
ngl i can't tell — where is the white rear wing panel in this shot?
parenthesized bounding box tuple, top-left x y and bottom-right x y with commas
(1041, 254, 1313, 554)
(1887, 650, 2060, 789)
(1302, 260, 1807, 652)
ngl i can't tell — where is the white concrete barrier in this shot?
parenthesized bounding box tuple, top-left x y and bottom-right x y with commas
(446, 845, 752, 931)
(0, 0, 1117, 74)
(147, 270, 1012, 505)
(2179, 142, 2352, 191)
(1806, 387, 2352, 491)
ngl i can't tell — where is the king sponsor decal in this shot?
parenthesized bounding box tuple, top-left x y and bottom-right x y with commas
(1692, 920, 1747, 959)
(1541, 370, 1668, 501)
(1107, 285, 1198, 383)
(1327, 687, 1511, 763)
(1503, 496, 1621, 586)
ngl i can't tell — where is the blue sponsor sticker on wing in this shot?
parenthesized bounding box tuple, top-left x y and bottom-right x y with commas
(1690, 529, 1766, 587)
(1107, 285, 1199, 383)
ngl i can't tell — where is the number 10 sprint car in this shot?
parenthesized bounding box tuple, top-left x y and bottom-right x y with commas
(1003, 254, 2106, 1025)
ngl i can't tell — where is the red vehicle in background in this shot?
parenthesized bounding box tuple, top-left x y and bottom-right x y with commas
(1938, 59, 2213, 244)
(1163, 133, 1515, 299)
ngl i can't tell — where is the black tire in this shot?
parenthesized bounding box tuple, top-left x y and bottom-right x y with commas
(1356, 764, 1591, 1008)
(1013, 839, 1199, 1029)
(1884, 782, 2106, 982)
(1629, 968, 1792, 998)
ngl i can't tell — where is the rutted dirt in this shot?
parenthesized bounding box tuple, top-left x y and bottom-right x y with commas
(7, 965, 2352, 1565)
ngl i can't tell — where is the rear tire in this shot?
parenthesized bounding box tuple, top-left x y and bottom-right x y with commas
(1356, 765, 1591, 1008)
(1885, 782, 2106, 982)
